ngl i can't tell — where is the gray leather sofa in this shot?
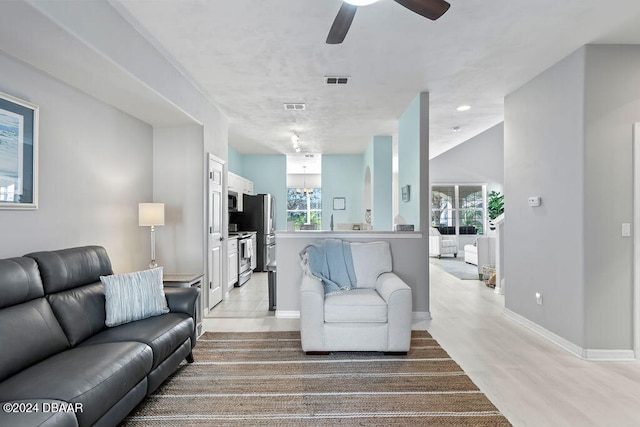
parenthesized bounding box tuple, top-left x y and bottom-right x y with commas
(0, 246, 199, 427)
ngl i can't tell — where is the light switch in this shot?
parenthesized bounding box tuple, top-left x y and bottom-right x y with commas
(622, 223, 631, 237)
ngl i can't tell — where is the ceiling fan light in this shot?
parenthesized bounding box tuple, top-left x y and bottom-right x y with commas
(343, 0, 379, 6)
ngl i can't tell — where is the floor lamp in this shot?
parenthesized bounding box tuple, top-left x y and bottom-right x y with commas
(139, 203, 164, 268)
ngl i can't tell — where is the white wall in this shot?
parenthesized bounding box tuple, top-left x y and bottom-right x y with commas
(430, 122, 504, 194)
(0, 52, 152, 272)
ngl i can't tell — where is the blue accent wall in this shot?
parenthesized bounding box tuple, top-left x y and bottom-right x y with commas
(398, 94, 421, 228)
(227, 146, 243, 175)
(321, 154, 364, 230)
(239, 155, 287, 231)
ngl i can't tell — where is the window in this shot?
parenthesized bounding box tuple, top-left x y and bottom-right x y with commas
(431, 185, 485, 235)
(287, 188, 322, 230)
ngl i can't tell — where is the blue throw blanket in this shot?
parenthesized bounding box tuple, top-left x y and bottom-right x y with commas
(300, 239, 356, 295)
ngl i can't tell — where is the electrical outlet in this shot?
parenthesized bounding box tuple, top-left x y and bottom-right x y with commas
(535, 292, 543, 305)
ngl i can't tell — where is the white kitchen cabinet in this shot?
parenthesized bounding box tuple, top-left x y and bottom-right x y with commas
(227, 171, 254, 211)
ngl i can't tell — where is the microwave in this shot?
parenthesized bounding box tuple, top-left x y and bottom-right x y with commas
(228, 191, 238, 212)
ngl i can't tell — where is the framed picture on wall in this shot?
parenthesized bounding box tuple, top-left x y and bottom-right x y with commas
(0, 91, 39, 209)
(401, 185, 410, 202)
(333, 197, 346, 210)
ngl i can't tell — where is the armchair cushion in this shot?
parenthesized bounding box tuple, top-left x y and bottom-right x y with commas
(350, 241, 392, 288)
(324, 289, 387, 323)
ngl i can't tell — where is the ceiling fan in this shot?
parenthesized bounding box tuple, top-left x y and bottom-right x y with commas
(326, 0, 451, 44)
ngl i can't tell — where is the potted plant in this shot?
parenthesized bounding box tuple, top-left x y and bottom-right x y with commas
(488, 191, 504, 230)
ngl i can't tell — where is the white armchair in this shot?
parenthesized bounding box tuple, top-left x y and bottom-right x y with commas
(464, 236, 496, 279)
(428, 227, 458, 258)
(299, 241, 412, 354)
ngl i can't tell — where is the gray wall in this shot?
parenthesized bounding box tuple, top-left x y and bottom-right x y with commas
(0, 52, 153, 271)
(276, 232, 429, 316)
(583, 45, 638, 350)
(505, 48, 587, 347)
(0, 1, 230, 282)
(505, 45, 637, 352)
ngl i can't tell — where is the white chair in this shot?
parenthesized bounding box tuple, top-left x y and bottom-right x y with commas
(428, 227, 458, 258)
(299, 241, 412, 354)
(464, 236, 496, 279)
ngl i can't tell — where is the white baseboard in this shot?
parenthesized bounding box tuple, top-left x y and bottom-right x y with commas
(504, 309, 636, 361)
(413, 311, 431, 321)
(275, 310, 300, 319)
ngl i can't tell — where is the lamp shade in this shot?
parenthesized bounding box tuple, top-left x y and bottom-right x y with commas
(139, 203, 165, 226)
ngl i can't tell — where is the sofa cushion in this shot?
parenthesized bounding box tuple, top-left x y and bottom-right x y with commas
(101, 267, 169, 327)
(79, 312, 193, 369)
(0, 257, 44, 309)
(324, 289, 388, 323)
(47, 282, 107, 347)
(350, 241, 392, 288)
(25, 246, 113, 294)
(0, 298, 69, 382)
(0, 342, 152, 427)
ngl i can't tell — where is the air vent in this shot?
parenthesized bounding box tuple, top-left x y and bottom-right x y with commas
(304, 154, 314, 158)
(284, 103, 306, 111)
(325, 76, 349, 85)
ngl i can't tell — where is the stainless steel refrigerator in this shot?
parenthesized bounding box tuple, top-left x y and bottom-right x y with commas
(230, 194, 275, 272)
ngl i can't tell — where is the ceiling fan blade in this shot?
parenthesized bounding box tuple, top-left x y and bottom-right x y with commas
(393, 0, 450, 21)
(326, 2, 358, 44)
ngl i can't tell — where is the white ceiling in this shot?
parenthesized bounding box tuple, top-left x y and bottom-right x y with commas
(112, 0, 640, 161)
(4, 0, 640, 170)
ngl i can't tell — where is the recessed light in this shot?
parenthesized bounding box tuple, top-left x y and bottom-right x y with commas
(456, 105, 471, 112)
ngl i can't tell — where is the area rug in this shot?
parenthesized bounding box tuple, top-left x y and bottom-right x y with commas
(429, 255, 481, 281)
(121, 331, 510, 426)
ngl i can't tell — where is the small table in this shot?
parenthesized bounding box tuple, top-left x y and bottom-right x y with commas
(163, 273, 204, 338)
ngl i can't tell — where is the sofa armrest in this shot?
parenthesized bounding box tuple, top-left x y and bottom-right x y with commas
(299, 275, 325, 352)
(164, 287, 199, 349)
(375, 272, 412, 351)
(164, 286, 199, 316)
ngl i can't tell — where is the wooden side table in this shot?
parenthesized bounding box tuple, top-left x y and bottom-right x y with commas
(163, 273, 204, 338)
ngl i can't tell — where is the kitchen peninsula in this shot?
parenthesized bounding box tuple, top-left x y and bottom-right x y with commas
(275, 230, 430, 321)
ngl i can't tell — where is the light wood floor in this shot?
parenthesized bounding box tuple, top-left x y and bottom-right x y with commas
(203, 263, 640, 426)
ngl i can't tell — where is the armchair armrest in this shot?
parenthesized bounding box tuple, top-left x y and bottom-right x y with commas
(299, 275, 325, 352)
(375, 272, 411, 305)
(375, 272, 412, 351)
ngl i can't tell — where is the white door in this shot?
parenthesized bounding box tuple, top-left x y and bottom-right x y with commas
(208, 154, 224, 309)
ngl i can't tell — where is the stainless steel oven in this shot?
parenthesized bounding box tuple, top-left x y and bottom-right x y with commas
(237, 234, 253, 286)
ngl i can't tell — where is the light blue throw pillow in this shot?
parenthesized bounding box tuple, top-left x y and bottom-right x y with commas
(101, 267, 169, 327)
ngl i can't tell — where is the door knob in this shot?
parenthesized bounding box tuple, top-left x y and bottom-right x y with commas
(220, 236, 225, 241)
